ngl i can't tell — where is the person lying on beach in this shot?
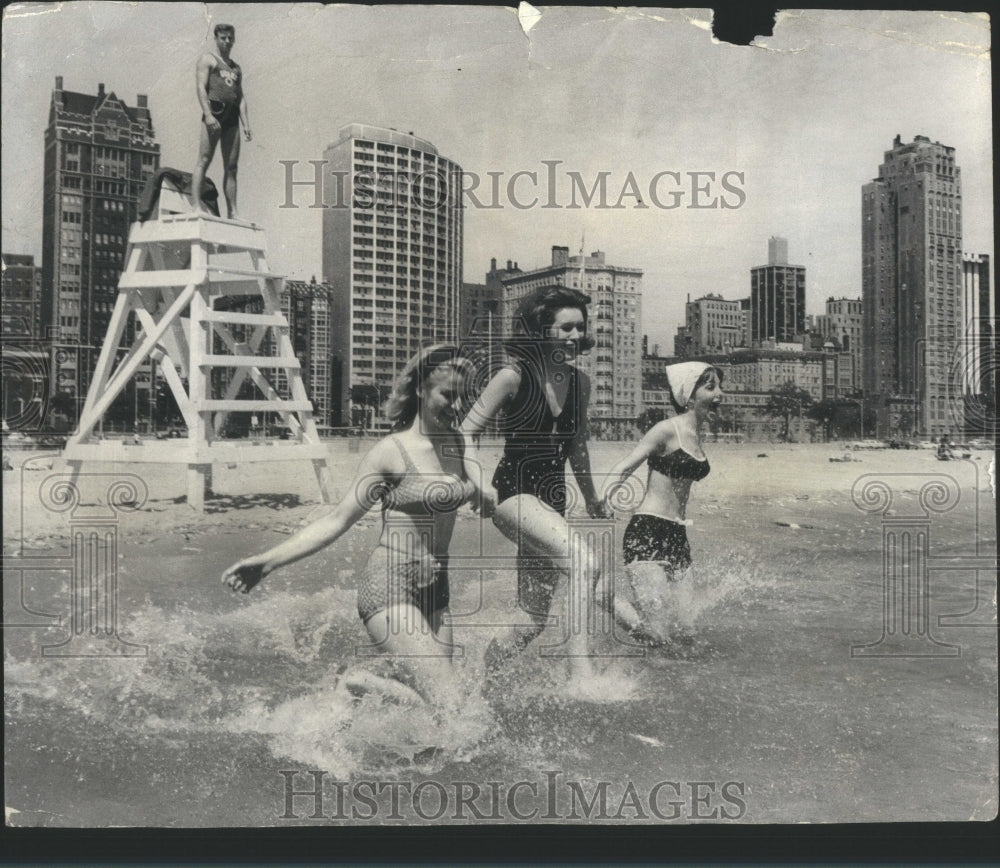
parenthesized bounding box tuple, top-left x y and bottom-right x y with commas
(459, 285, 611, 684)
(602, 362, 724, 645)
(222, 345, 476, 711)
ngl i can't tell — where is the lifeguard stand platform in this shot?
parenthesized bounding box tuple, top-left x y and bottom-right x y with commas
(62, 179, 333, 510)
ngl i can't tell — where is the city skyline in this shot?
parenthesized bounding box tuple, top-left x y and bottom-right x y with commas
(2, 5, 993, 352)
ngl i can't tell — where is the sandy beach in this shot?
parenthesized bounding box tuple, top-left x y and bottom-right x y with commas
(5, 439, 993, 542)
(4, 439, 997, 826)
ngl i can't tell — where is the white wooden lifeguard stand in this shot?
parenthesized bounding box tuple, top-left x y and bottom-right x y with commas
(62, 180, 333, 510)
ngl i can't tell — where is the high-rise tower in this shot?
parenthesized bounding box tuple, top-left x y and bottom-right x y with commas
(960, 253, 994, 436)
(490, 246, 643, 430)
(1, 254, 42, 338)
(862, 135, 962, 437)
(815, 297, 863, 393)
(42, 77, 160, 414)
(321, 124, 463, 426)
(750, 236, 805, 345)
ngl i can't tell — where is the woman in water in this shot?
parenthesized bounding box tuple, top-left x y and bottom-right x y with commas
(602, 362, 723, 644)
(221, 345, 475, 710)
(461, 285, 610, 682)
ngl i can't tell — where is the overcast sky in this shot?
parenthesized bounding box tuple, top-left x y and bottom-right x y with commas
(2, 4, 992, 351)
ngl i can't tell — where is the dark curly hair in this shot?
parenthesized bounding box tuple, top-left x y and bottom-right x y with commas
(513, 285, 596, 351)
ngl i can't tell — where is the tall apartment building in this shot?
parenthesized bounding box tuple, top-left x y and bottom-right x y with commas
(683, 348, 849, 441)
(206, 278, 337, 433)
(675, 293, 743, 356)
(1, 254, 42, 338)
(42, 78, 159, 415)
(2, 254, 46, 427)
(281, 279, 336, 428)
(673, 325, 692, 358)
(862, 134, 963, 437)
(960, 253, 994, 435)
(640, 342, 677, 416)
(960, 254, 993, 393)
(815, 297, 863, 392)
(739, 297, 751, 349)
(715, 349, 829, 402)
(322, 124, 463, 425)
(459, 280, 502, 340)
(750, 236, 806, 344)
(483, 256, 523, 341)
(491, 245, 643, 426)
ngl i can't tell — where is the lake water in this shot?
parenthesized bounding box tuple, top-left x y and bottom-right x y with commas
(4, 442, 996, 825)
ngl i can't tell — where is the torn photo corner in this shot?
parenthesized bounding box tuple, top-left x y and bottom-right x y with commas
(1, 3, 995, 829)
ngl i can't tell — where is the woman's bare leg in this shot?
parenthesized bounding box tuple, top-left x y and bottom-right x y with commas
(601, 566, 656, 643)
(620, 561, 676, 644)
(490, 495, 599, 679)
(362, 603, 459, 710)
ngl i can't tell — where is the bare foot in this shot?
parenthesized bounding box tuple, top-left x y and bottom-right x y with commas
(339, 667, 426, 706)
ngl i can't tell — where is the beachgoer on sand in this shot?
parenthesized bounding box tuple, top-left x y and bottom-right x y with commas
(936, 435, 955, 461)
(222, 345, 478, 711)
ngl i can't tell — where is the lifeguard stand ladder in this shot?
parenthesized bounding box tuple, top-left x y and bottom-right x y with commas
(62, 181, 333, 510)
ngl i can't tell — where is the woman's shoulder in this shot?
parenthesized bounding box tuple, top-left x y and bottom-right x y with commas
(361, 434, 407, 475)
(646, 417, 680, 450)
(492, 364, 523, 392)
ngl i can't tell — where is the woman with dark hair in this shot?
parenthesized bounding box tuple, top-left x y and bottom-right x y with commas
(461, 285, 610, 683)
(222, 345, 475, 709)
(602, 362, 724, 643)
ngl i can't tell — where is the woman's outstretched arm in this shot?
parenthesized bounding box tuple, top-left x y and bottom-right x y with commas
(221, 441, 393, 593)
(601, 421, 677, 508)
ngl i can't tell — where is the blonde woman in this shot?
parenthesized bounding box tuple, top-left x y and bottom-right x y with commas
(222, 345, 475, 708)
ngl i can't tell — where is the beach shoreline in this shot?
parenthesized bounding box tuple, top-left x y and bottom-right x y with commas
(4, 439, 996, 826)
(4, 439, 994, 544)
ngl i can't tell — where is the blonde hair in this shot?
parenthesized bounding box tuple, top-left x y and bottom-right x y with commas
(383, 344, 471, 431)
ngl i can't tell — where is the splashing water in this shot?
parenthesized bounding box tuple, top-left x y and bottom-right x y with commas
(7, 459, 993, 826)
(607, 545, 773, 646)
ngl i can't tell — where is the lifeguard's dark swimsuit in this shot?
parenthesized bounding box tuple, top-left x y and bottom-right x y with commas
(205, 55, 242, 129)
(622, 419, 710, 570)
(493, 362, 580, 516)
(356, 435, 471, 623)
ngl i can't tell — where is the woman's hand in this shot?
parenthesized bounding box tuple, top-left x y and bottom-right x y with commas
(587, 499, 611, 520)
(599, 479, 620, 509)
(471, 484, 498, 519)
(221, 556, 270, 594)
(598, 491, 615, 516)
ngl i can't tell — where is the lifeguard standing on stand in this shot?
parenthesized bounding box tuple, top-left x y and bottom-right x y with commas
(192, 23, 251, 219)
